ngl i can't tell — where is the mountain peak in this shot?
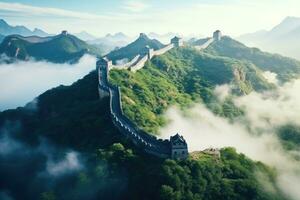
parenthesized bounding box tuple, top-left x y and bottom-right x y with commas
(282, 16, 300, 22)
(139, 33, 149, 40)
(114, 32, 126, 37)
(270, 16, 300, 36)
(0, 19, 9, 27)
(107, 32, 163, 61)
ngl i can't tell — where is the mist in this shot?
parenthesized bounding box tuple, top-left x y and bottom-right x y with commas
(159, 76, 300, 200)
(0, 121, 87, 200)
(0, 54, 96, 111)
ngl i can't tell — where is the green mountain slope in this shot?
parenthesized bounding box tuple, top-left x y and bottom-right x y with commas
(110, 47, 274, 133)
(204, 36, 300, 81)
(107, 33, 164, 62)
(0, 70, 287, 200)
(0, 33, 103, 63)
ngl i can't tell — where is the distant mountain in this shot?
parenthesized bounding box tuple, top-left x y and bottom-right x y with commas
(148, 32, 177, 44)
(0, 31, 103, 63)
(238, 16, 300, 60)
(0, 19, 49, 37)
(107, 33, 164, 62)
(88, 32, 132, 54)
(188, 37, 211, 46)
(32, 28, 49, 37)
(74, 31, 97, 41)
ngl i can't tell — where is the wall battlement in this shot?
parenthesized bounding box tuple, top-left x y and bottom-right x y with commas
(97, 59, 180, 158)
(106, 36, 183, 73)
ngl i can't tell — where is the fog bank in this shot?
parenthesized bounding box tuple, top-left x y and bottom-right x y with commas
(159, 77, 300, 200)
(0, 55, 96, 111)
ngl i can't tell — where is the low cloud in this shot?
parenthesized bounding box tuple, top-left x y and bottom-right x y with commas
(0, 121, 85, 199)
(234, 78, 300, 129)
(159, 76, 300, 200)
(46, 151, 82, 176)
(213, 84, 231, 101)
(262, 71, 278, 84)
(0, 54, 96, 111)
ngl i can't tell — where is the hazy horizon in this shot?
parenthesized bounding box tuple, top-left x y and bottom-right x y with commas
(0, 0, 299, 37)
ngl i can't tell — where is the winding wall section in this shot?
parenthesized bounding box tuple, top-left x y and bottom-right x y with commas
(97, 34, 217, 158)
(98, 61, 171, 158)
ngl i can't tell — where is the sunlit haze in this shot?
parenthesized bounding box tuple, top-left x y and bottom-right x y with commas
(0, 0, 299, 36)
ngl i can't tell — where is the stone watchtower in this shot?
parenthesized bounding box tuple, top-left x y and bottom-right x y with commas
(171, 36, 183, 47)
(213, 30, 222, 41)
(97, 57, 112, 99)
(61, 30, 68, 36)
(170, 133, 188, 159)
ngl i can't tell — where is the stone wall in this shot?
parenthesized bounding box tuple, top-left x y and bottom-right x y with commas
(129, 43, 175, 72)
(129, 55, 148, 72)
(153, 44, 174, 56)
(99, 63, 171, 158)
(111, 55, 140, 70)
(194, 38, 214, 50)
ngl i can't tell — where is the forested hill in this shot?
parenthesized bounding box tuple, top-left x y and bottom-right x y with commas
(110, 47, 274, 133)
(0, 32, 103, 63)
(107, 33, 164, 62)
(1, 33, 299, 199)
(204, 36, 300, 81)
(0, 70, 288, 200)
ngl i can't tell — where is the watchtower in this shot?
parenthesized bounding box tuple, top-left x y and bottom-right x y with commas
(97, 57, 112, 99)
(213, 30, 222, 41)
(61, 30, 68, 36)
(171, 36, 183, 47)
(170, 133, 188, 159)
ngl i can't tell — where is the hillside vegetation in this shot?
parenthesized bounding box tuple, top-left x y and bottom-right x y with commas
(204, 36, 300, 81)
(0, 36, 297, 199)
(0, 33, 102, 63)
(110, 47, 273, 133)
(0, 71, 287, 199)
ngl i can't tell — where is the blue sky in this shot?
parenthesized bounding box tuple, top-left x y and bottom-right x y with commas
(0, 0, 299, 37)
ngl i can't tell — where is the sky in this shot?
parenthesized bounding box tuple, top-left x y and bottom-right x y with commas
(0, 0, 299, 37)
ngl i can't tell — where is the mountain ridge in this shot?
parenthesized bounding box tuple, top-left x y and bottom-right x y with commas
(107, 33, 164, 62)
(0, 19, 49, 37)
(237, 16, 300, 60)
(0, 32, 103, 63)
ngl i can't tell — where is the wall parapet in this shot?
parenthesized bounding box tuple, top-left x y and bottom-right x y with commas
(194, 38, 214, 50)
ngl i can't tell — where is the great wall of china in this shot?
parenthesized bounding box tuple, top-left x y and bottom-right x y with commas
(97, 31, 222, 159)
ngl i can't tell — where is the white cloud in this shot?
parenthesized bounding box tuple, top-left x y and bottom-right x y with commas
(46, 151, 82, 176)
(159, 78, 300, 200)
(159, 104, 300, 200)
(234, 79, 300, 129)
(262, 71, 278, 84)
(123, 1, 149, 12)
(0, 2, 109, 20)
(214, 84, 231, 101)
(0, 54, 96, 111)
